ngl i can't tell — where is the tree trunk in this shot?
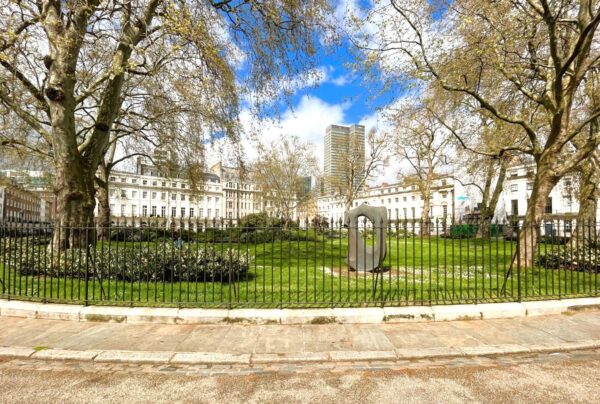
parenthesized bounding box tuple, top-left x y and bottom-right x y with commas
(47, 67, 97, 250)
(52, 159, 97, 250)
(571, 157, 598, 248)
(420, 194, 431, 236)
(477, 159, 507, 238)
(515, 165, 558, 268)
(96, 165, 111, 240)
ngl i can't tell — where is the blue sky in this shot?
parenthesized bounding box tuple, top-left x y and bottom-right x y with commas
(212, 0, 401, 184)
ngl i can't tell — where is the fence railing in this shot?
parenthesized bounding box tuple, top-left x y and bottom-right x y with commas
(0, 218, 598, 308)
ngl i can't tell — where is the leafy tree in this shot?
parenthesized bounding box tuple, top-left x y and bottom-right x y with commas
(252, 135, 317, 228)
(0, 0, 332, 249)
(356, 0, 600, 266)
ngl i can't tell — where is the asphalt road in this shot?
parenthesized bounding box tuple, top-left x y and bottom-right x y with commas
(1, 350, 599, 404)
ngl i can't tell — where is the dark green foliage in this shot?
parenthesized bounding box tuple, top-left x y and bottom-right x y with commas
(537, 242, 600, 273)
(8, 244, 250, 282)
(238, 212, 297, 231)
(239, 229, 318, 243)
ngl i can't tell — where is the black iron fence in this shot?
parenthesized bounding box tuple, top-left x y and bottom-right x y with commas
(0, 218, 598, 308)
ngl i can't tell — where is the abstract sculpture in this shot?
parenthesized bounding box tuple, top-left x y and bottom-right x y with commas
(345, 205, 387, 272)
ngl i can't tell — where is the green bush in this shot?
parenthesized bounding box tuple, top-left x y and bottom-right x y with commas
(238, 212, 298, 231)
(239, 229, 318, 243)
(8, 243, 250, 282)
(537, 242, 599, 273)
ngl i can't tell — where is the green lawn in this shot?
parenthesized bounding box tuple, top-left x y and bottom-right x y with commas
(1, 236, 598, 308)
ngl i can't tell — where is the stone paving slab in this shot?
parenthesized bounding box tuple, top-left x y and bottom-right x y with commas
(32, 349, 100, 361)
(95, 350, 174, 363)
(170, 352, 251, 365)
(0, 309, 599, 366)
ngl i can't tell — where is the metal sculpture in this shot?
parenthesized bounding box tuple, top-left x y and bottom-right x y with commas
(345, 205, 387, 272)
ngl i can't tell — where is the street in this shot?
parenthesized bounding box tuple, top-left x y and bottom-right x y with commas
(1, 349, 599, 404)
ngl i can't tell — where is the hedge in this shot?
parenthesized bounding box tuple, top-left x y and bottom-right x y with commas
(7, 243, 250, 283)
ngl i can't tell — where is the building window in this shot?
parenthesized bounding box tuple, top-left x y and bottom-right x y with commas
(161, 192, 166, 200)
(109, 176, 116, 181)
(215, 209, 219, 217)
(151, 192, 156, 199)
(199, 208, 204, 218)
(121, 205, 126, 216)
(511, 184, 518, 192)
(190, 208, 194, 218)
(161, 206, 166, 217)
(511, 199, 519, 215)
(171, 207, 176, 217)
(208, 209, 212, 218)
(162, 181, 166, 187)
(565, 220, 572, 233)
(171, 194, 176, 200)
(142, 205, 148, 217)
(132, 191, 137, 198)
(526, 182, 533, 190)
(131, 205, 137, 216)
(181, 207, 185, 217)
(132, 179, 137, 184)
(142, 191, 147, 198)
(151, 206, 157, 216)
(120, 190, 126, 198)
(181, 183, 185, 189)
(181, 194, 185, 201)
(152, 181, 157, 186)
(544, 197, 553, 214)
(142, 180, 147, 185)
(120, 178, 126, 183)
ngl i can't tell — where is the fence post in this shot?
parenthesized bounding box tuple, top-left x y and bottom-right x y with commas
(516, 221, 522, 302)
(84, 225, 90, 306)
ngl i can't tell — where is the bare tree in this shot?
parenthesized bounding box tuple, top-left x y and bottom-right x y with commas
(327, 128, 390, 215)
(0, 0, 332, 249)
(357, 0, 600, 266)
(252, 136, 318, 227)
(392, 104, 452, 235)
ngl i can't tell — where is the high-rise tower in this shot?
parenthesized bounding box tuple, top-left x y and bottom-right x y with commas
(323, 124, 365, 195)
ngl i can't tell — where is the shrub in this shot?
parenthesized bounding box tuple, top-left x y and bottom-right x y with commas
(239, 228, 318, 243)
(238, 212, 298, 231)
(537, 242, 599, 273)
(8, 243, 250, 283)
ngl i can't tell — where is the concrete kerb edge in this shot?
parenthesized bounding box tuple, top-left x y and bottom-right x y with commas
(1, 297, 599, 325)
(3, 340, 600, 366)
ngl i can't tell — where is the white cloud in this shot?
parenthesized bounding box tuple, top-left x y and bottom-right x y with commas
(207, 95, 350, 170)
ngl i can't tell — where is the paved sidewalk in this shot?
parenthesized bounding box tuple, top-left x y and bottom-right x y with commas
(0, 309, 599, 365)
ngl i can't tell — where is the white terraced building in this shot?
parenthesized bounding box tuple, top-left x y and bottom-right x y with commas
(499, 164, 600, 236)
(98, 161, 224, 227)
(100, 160, 282, 227)
(92, 160, 599, 232)
(317, 177, 479, 232)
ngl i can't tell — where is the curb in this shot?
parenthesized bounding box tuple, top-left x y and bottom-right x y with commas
(1, 340, 599, 366)
(1, 298, 599, 325)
